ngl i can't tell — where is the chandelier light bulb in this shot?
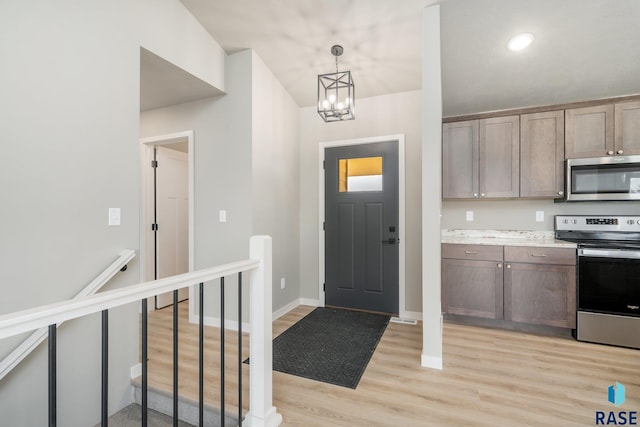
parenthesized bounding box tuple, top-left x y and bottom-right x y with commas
(337, 102, 345, 110)
(345, 97, 351, 106)
(328, 94, 337, 104)
(322, 99, 330, 109)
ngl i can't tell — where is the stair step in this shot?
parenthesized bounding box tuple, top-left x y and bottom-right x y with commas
(131, 377, 240, 427)
(99, 403, 194, 427)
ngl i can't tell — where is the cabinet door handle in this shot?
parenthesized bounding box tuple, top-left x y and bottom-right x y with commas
(480, 193, 486, 197)
(627, 305, 639, 310)
(530, 253, 548, 257)
(464, 250, 478, 254)
(618, 150, 624, 155)
(497, 263, 502, 268)
(473, 193, 478, 197)
(506, 264, 512, 269)
(607, 150, 614, 155)
(557, 190, 564, 196)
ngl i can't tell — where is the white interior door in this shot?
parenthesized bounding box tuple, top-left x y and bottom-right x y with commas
(155, 145, 189, 308)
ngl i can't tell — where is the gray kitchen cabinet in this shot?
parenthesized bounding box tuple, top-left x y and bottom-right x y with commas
(614, 101, 640, 156)
(442, 243, 577, 330)
(503, 246, 576, 328)
(443, 115, 519, 199)
(520, 111, 565, 198)
(442, 120, 478, 199)
(441, 244, 504, 319)
(565, 104, 614, 158)
(479, 116, 520, 198)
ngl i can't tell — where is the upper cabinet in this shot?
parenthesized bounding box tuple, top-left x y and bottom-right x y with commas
(442, 120, 478, 199)
(443, 95, 640, 200)
(565, 104, 614, 158)
(520, 111, 565, 198)
(566, 100, 640, 158)
(614, 101, 640, 156)
(443, 116, 519, 199)
(479, 116, 520, 198)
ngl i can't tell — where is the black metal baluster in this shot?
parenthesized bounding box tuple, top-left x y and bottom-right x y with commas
(173, 290, 179, 427)
(199, 282, 204, 427)
(48, 324, 56, 427)
(101, 310, 109, 426)
(237, 272, 243, 427)
(220, 277, 225, 427)
(142, 299, 148, 427)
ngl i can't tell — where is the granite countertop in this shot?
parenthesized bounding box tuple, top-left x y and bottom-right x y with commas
(441, 229, 577, 248)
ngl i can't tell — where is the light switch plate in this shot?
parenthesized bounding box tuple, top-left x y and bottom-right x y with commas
(219, 210, 227, 223)
(108, 208, 121, 226)
(536, 211, 544, 222)
(466, 211, 474, 222)
(280, 277, 286, 290)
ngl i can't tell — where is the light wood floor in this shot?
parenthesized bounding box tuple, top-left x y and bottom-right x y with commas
(147, 302, 640, 426)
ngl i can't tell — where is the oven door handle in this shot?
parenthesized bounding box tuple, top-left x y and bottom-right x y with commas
(579, 248, 640, 259)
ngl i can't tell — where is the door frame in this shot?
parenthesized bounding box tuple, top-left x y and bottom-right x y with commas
(319, 134, 406, 317)
(140, 130, 195, 312)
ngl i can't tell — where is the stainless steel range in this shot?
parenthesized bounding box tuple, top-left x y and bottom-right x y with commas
(555, 215, 640, 349)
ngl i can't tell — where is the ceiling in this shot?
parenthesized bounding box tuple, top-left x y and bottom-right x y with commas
(141, 0, 640, 117)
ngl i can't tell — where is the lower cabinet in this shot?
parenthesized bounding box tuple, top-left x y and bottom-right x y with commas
(503, 246, 576, 328)
(442, 243, 577, 329)
(442, 258, 503, 319)
(441, 244, 503, 319)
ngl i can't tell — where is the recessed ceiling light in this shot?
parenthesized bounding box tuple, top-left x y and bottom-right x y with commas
(507, 33, 534, 51)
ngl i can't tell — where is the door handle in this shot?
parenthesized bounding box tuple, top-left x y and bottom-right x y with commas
(382, 238, 397, 245)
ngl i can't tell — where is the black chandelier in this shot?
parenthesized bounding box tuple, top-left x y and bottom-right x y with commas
(317, 45, 355, 122)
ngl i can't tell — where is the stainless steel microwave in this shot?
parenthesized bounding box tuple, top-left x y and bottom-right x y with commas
(565, 155, 640, 201)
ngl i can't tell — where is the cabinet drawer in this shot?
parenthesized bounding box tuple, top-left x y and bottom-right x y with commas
(442, 243, 503, 261)
(504, 246, 576, 265)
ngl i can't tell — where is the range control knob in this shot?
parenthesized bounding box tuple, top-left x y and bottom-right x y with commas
(572, 219, 578, 224)
(638, 219, 640, 225)
(628, 220, 635, 225)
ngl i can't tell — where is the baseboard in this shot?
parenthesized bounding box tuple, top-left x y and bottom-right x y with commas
(130, 363, 142, 379)
(402, 310, 422, 321)
(421, 354, 443, 370)
(199, 315, 251, 333)
(187, 298, 321, 331)
(272, 299, 301, 321)
(299, 297, 320, 307)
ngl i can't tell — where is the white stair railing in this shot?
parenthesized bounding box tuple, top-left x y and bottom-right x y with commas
(0, 249, 135, 382)
(0, 236, 281, 427)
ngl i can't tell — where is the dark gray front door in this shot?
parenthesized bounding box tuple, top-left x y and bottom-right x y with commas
(324, 141, 399, 315)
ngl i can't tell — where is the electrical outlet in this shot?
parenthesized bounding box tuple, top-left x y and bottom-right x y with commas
(219, 210, 227, 223)
(280, 277, 285, 290)
(466, 211, 474, 221)
(536, 211, 544, 222)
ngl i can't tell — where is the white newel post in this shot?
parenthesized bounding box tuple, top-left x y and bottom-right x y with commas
(245, 236, 283, 427)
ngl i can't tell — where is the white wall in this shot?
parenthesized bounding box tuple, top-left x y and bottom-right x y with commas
(0, 1, 226, 425)
(299, 90, 423, 313)
(141, 49, 301, 322)
(140, 51, 253, 324)
(140, 54, 253, 268)
(250, 51, 301, 313)
(136, 0, 225, 90)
